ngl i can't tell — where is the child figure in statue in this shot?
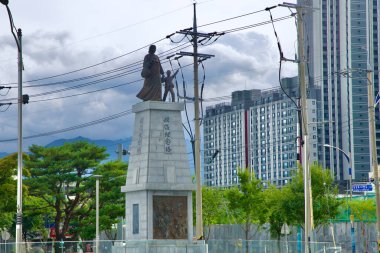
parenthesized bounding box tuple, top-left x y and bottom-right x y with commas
(163, 69, 179, 102)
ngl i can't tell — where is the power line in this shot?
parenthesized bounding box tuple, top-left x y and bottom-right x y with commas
(1, 37, 167, 86)
(7, 42, 191, 89)
(0, 109, 133, 142)
(198, 8, 267, 28)
(3, 11, 293, 87)
(1, 51, 193, 103)
(28, 63, 193, 103)
(222, 15, 294, 34)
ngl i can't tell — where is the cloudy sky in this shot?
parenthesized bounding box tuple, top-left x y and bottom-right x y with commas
(0, 0, 297, 153)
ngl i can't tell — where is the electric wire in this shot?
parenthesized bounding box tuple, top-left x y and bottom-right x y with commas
(176, 58, 194, 140)
(222, 15, 294, 34)
(198, 9, 267, 28)
(2, 37, 167, 86)
(267, 8, 299, 108)
(0, 89, 364, 144)
(1, 53, 193, 103)
(0, 103, 12, 112)
(3, 10, 300, 89)
(0, 86, 11, 96)
(8, 42, 192, 89)
(0, 109, 133, 142)
(2, 63, 194, 104)
(31, 63, 193, 103)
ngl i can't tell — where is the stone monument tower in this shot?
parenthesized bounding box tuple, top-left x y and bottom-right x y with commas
(119, 101, 207, 252)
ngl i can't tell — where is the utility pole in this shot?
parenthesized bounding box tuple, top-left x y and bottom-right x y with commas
(192, 2, 203, 239)
(93, 175, 102, 253)
(366, 4, 380, 246)
(16, 28, 23, 253)
(1, 3, 26, 253)
(173, 2, 215, 239)
(297, 9, 313, 253)
(279, 3, 313, 252)
(368, 62, 380, 251)
(115, 143, 129, 161)
(117, 144, 123, 161)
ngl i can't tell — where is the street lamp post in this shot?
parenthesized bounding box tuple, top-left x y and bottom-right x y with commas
(93, 175, 102, 253)
(323, 144, 352, 200)
(323, 144, 354, 253)
(0, 2, 23, 253)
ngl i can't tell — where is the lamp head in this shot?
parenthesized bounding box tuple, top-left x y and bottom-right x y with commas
(0, 0, 9, 6)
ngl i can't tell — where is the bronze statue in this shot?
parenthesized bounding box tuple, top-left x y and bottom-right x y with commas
(163, 69, 179, 102)
(137, 45, 164, 101)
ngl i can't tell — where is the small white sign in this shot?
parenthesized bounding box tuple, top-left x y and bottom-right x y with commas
(1, 230, 10, 241)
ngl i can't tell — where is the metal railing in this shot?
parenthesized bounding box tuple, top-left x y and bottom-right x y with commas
(0, 239, 377, 253)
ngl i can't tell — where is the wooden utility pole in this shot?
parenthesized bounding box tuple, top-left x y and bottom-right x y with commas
(191, 2, 203, 239)
(173, 3, 214, 239)
(368, 64, 380, 251)
(117, 143, 123, 161)
(296, 8, 313, 253)
(279, 3, 313, 252)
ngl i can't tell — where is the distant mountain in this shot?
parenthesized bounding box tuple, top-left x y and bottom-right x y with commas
(46, 136, 132, 162)
(0, 152, 10, 158)
(48, 136, 196, 174)
(1, 136, 196, 174)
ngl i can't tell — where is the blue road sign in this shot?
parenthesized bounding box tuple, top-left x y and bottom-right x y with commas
(352, 184, 373, 192)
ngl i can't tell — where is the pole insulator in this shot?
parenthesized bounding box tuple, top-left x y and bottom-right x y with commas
(16, 213, 22, 224)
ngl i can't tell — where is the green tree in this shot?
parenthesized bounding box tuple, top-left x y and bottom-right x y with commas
(265, 185, 288, 240)
(24, 141, 110, 241)
(225, 169, 267, 253)
(347, 199, 376, 249)
(282, 164, 341, 229)
(73, 161, 127, 240)
(0, 153, 29, 234)
(201, 186, 228, 241)
(348, 199, 376, 222)
(22, 196, 54, 241)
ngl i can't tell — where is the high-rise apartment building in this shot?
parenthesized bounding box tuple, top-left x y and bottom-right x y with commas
(298, 0, 379, 182)
(203, 78, 318, 187)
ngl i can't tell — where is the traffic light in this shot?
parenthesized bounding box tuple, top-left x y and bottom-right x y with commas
(22, 94, 29, 104)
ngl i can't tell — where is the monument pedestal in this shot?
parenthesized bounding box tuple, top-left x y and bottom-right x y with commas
(118, 101, 207, 253)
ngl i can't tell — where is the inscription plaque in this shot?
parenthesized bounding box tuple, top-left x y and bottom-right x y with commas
(153, 196, 187, 239)
(136, 117, 144, 154)
(163, 117, 172, 153)
(133, 204, 139, 234)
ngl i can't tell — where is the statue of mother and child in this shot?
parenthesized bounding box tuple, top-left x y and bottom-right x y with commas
(136, 45, 178, 102)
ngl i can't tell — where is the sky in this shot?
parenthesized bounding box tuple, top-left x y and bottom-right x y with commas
(0, 0, 297, 153)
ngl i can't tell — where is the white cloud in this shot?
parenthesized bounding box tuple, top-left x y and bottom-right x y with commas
(0, 0, 297, 153)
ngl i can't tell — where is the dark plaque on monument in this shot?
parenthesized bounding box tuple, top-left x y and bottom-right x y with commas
(153, 196, 188, 239)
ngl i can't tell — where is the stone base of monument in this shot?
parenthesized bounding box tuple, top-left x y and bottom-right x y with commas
(112, 240, 208, 253)
(115, 101, 207, 253)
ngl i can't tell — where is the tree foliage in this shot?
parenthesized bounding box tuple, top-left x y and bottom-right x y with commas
(24, 141, 127, 241)
(266, 164, 341, 233)
(264, 185, 289, 239)
(73, 161, 127, 240)
(348, 199, 376, 222)
(225, 169, 267, 240)
(0, 153, 29, 232)
(200, 186, 228, 240)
